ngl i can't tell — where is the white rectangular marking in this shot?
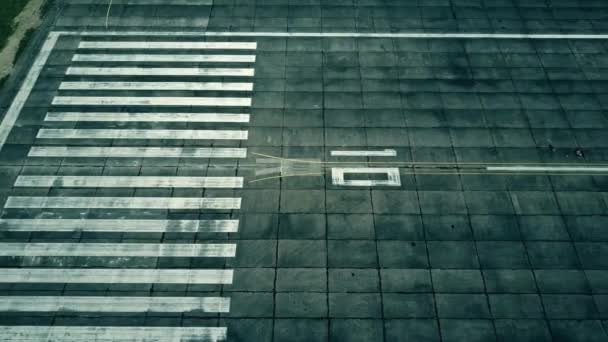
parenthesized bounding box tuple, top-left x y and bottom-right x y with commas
(52, 96, 252, 107)
(0, 243, 236, 257)
(66, 67, 254, 77)
(0, 296, 230, 313)
(486, 166, 608, 172)
(0, 326, 227, 342)
(0, 268, 233, 284)
(45, 112, 250, 123)
(15, 176, 243, 188)
(73, 54, 256, 63)
(332, 167, 401, 187)
(37, 129, 248, 140)
(331, 149, 397, 157)
(0, 219, 239, 233)
(4, 197, 241, 209)
(59, 81, 253, 91)
(79, 41, 257, 50)
(28, 146, 247, 158)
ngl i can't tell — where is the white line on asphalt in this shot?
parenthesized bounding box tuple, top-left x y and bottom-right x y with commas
(15, 176, 244, 188)
(0, 296, 230, 313)
(0, 219, 240, 232)
(0, 326, 227, 342)
(45, 112, 250, 123)
(331, 149, 397, 157)
(0, 268, 233, 284)
(52, 96, 252, 107)
(59, 81, 254, 91)
(72, 53, 256, 63)
(486, 166, 608, 172)
(37, 128, 249, 140)
(0, 242, 236, 257)
(79, 41, 257, 49)
(332, 167, 402, 187)
(67, 0, 213, 4)
(4, 197, 242, 209)
(66, 66, 254, 76)
(28, 146, 247, 158)
(0, 32, 60, 152)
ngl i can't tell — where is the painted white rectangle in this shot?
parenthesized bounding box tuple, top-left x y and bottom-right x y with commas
(52, 96, 252, 107)
(332, 167, 401, 187)
(59, 81, 253, 91)
(15, 176, 243, 188)
(79, 41, 257, 50)
(4, 197, 241, 210)
(45, 112, 250, 123)
(0, 268, 233, 284)
(0, 243, 236, 257)
(486, 166, 608, 172)
(72, 53, 256, 63)
(330, 149, 397, 157)
(37, 129, 248, 140)
(0, 326, 227, 342)
(28, 146, 247, 158)
(66, 67, 254, 77)
(0, 296, 230, 313)
(0, 219, 239, 233)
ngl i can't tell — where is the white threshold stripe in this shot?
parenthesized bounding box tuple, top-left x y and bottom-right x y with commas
(0, 219, 239, 233)
(15, 176, 244, 188)
(486, 166, 608, 172)
(45, 112, 250, 123)
(37, 129, 249, 140)
(0, 268, 233, 284)
(59, 81, 254, 91)
(0, 296, 230, 313)
(66, 66, 254, 76)
(28, 146, 248, 158)
(4, 197, 241, 210)
(331, 149, 397, 157)
(52, 96, 252, 107)
(0, 243, 236, 257)
(0, 326, 227, 342)
(79, 41, 257, 50)
(72, 53, 256, 63)
(72, 31, 608, 39)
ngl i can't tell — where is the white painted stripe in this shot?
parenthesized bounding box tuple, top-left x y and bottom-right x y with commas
(37, 129, 249, 140)
(45, 112, 250, 123)
(72, 54, 256, 63)
(0, 219, 239, 233)
(332, 167, 402, 187)
(0, 296, 230, 313)
(67, 0, 213, 4)
(52, 96, 252, 107)
(0, 243, 236, 257)
(0, 32, 59, 152)
(28, 146, 247, 158)
(66, 67, 254, 76)
(79, 41, 257, 50)
(4, 197, 241, 210)
(59, 81, 253, 91)
(15, 176, 244, 188)
(72, 31, 608, 39)
(0, 268, 233, 284)
(0, 326, 227, 342)
(486, 166, 608, 172)
(331, 149, 397, 157)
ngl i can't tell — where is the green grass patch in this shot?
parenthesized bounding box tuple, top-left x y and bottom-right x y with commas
(0, 0, 31, 51)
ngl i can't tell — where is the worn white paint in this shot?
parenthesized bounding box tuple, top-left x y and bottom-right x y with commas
(52, 96, 252, 107)
(45, 112, 250, 123)
(59, 81, 254, 91)
(72, 53, 256, 63)
(66, 67, 254, 76)
(486, 166, 608, 172)
(332, 167, 401, 187)
(79, 41, 257, 49)
(0, 219, 240, 233)
(0, 296, 230, 313)
(37, 129, 249, 140)
(15, 176, 244, 188)
(4, 196, 242, 209)
(28, 146, 247, 158)
(331, 149, 397, 157)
